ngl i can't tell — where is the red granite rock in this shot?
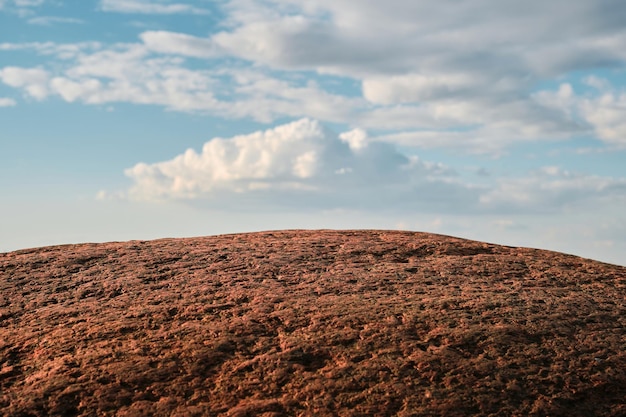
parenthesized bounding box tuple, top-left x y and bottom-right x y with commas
(0, 230, 624, 416)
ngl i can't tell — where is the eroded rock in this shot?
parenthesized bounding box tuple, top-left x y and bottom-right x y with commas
(0, 230, 624, 416)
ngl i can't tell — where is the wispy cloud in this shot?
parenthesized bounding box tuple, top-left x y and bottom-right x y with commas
(99, 0, 210, 15)
(0, 41, 102, 58)
(27, 16, 84, 25)
(480, 166, 626, 213)
(0, 41, 365, 124)
(139, 31, 221, 58)
(0, 0, 45, 8)
(0, 0, 45, 16)
(13, 0, 44, 5)
(0, 97, 16, 107)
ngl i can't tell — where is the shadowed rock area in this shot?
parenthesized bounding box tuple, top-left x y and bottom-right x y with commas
(1, 230, 625, 416)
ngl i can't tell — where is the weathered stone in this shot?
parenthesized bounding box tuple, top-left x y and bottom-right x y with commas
(0, 230, 624, 416)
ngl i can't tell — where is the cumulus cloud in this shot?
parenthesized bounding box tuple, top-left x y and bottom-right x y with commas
(100, 0, 209, 15)
(119, 118, 626, 216)
(123, 118, 473, 210)
(126, 118, 347, 198)
(338, 128, 368, 151)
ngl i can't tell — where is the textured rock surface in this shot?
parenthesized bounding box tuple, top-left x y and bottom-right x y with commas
(1, 230, 625, 416)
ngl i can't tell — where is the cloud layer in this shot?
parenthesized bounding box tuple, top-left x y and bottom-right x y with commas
(2, 0, 626, 150)
(120, 119, 626, 215)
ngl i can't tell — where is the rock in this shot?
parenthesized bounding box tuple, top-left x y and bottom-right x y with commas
(0, 230, 624, 416)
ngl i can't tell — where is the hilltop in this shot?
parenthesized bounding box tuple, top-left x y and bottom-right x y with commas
(1, 230, 624, 416)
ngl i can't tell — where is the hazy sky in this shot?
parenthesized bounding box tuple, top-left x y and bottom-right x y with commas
(1, 0, 625, 265)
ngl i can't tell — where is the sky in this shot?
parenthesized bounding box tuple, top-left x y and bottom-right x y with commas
(1, 0, 625, 266)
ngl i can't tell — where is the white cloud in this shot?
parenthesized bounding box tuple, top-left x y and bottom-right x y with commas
(480, 166, 626, 212)
(140, 31, 221, 58)
(0, 42, 365, 123)
(0, 41, 101, 59)
(214, 0, 626, 77)
(0, 0, 44, 8)
(580, 92, 626, 147)
(100, 0, 209, 15)
(27, 16, 84, 25)
(0, 66, 50, 100)
(2, 0, 626, 151)
(0, 44, 222, 110)
(119, 118, 626, 218)
(584, 75, 611, 91)
(362, 73, 480, 105)
(123, 118, 472, 210)
(124, 118, 354, 198)
(0, 0, 44, 16)
(227, 75, 365, 123)
(206, 0, 625, 148)
(1, 36, 574, 143)
(49, 77, 103, 102)
(339, 128, 368, 150)
(13, 0, 44, 5)
(125, 118, 344, 199)
(534, 80, 626, 147)
(0, 97, 16, 107)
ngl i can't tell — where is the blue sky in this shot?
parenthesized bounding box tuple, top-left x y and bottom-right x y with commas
(1, 0, 625, 265)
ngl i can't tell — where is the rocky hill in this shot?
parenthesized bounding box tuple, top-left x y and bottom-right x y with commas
(1, 230, 624, 416)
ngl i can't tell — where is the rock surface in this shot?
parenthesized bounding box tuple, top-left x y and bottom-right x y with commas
(0, 229, 625, 416)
